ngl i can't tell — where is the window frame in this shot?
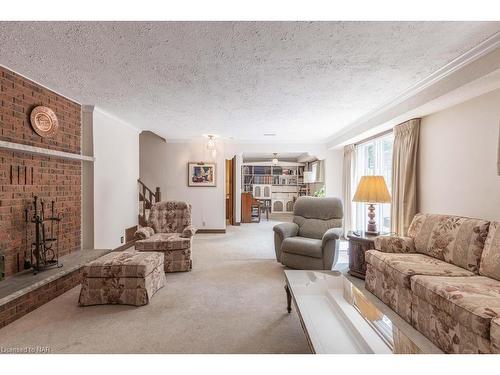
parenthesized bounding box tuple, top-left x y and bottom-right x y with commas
(354, 132, 394, 234)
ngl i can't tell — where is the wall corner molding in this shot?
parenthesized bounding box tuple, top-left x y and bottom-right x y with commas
(326, 31, 500, 149)
(94, 107, 141, 134)
(81, 105, 95, 113)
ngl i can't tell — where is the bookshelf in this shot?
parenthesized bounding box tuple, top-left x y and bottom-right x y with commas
(242, 163, 306, 213)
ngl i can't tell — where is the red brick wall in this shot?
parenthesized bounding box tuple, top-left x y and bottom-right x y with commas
(0, 267, 84, 328)
(0, 66, 81, 277)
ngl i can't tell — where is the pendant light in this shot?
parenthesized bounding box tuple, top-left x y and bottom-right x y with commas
(272, 153, 279, 165)
(206, 135, 217, 158)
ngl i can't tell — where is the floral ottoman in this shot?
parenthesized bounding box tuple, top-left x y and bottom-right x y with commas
(135, 233, 193, 272)
(78, 251, 166, 307)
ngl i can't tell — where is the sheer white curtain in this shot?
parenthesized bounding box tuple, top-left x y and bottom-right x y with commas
(391, 118, 420, 235)
(315, 160, 325, 182)
(342, 144, 356, 237)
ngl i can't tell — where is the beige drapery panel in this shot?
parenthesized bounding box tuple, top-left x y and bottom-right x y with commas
(497, 122, 500, 175)
(342, 144, 356, 237)
(391, 118, 420, 236)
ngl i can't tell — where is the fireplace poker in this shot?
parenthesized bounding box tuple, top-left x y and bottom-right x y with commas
(51, 200, 55, 239)
(24, 208, 31, 270)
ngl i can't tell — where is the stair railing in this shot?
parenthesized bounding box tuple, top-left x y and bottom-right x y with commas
(137, 179, 161, 226)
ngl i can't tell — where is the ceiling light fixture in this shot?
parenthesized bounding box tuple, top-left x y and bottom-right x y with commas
(272, 153, 279, 165)
(206, 134, 217, 159)
(206, 135, 216, 150)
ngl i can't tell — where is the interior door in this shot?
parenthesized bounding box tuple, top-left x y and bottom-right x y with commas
(231, 155, 237, 225)
(225, 158, 234, 225)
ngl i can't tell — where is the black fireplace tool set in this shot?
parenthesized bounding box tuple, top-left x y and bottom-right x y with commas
(24, 196, 63, 275)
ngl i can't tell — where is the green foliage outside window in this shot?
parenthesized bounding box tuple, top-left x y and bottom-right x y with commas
(313, 186, 325, 197)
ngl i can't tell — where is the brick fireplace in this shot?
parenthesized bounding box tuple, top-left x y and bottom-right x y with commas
(0, 66, 82, 279)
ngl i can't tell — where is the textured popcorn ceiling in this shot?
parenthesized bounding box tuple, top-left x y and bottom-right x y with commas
(0, 21, 499, 142)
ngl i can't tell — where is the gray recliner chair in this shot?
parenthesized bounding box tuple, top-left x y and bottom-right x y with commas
(273, 196, 343, 270)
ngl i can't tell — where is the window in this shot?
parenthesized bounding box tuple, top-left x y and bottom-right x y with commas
(310, 162, 318, 181)
(354, 133, 394, 234)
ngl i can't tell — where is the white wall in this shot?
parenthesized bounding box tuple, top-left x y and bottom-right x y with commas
(418, 89, 500, 221)
(93, 108, 140, 248)
(224, 142, 328, 223)
(139, 131, 168, 193)
(157, 140, 343, 228)
(164, 140, 226, 230)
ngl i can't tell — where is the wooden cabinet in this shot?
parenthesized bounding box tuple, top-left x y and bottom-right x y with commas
(347, 231, 376, 279)
(241, 192, 253, 223)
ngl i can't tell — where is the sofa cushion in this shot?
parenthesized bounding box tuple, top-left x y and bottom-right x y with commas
(411, 275, 500, 339)
(148, 201, 192, 234)
(407, 213, 490, 273)
(292, 197, 343, 239)
(366, 250, 474, 289)
(293, 196, 343, 220)
(412, 293, 492, 354)
(294, 217, 342, 239)
(365, 264, 413, 322)
(83, 251, 164, 278)
(479, 221, 500, 281)
(281, 237, 323, 258)
(136, 233, 191, 251)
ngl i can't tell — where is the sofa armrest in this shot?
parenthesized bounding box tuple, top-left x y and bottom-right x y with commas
(273, 222, 299, 240)
(322, 227, 343, 248)
(491, 318, 500, 354)
(134, 226, 155, 240)
(181, 225, 196, 238)
(373, 235, 415, 253)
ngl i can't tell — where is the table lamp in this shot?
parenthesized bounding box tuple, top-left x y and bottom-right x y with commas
(352, 176, 391, 235)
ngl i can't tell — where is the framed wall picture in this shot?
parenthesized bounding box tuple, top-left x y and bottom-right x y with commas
(188, 162, 216, 187)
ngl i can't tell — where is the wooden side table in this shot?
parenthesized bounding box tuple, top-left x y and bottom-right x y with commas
(347, 231, 377, 279)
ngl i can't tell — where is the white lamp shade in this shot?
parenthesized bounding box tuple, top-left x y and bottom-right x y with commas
(303, 171, 315, 183)
(352, 176, 391, 203)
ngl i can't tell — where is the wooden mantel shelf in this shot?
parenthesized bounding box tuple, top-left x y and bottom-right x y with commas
(0, 140, 94, 162)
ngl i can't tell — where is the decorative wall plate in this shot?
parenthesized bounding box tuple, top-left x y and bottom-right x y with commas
(30, 106, 59, 138)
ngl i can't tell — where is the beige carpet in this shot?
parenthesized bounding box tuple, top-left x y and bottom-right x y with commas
(0, 219, 343, 354)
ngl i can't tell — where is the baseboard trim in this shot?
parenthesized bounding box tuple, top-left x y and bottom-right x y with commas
(233, 222, 241, 226)
(112, 240, 136, 252)
(196, 229, 226, 234)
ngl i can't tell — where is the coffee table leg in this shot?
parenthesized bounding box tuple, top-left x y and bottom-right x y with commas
(285, 284, 292, 313)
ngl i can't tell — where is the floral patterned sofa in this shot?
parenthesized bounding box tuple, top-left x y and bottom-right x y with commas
(365, 214, 500, 354)
(134, 201, 196, 272)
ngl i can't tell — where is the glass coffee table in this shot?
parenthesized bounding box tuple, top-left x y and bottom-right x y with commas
(284, 270, 442, 354)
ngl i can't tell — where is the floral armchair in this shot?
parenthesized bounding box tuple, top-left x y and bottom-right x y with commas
(134, 201, 195, 272)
